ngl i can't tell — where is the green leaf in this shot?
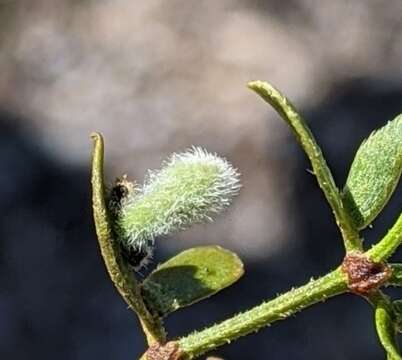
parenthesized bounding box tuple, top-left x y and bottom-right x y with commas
(248, 80, 361, 251)
(91, 132, 143, 310)
(343, 115, 402, 230)
(389, 264, 402, 287)
(142, 246, 244, 317)
(392, 300, 402, 333)
(90, 132, 166, 344)
(375, 305, 402, 360)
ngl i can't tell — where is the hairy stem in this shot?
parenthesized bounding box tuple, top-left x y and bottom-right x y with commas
(367, 213, 402, 262)
(369, 292, 401, 360)
(91, 133, 165, 345)
(248, 81, 361, 252)
(178, 268, 347, 359)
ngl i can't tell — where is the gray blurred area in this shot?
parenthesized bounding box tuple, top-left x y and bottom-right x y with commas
(1, 1, 402, 359)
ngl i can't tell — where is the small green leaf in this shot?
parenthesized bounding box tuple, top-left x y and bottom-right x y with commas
(142, 246, 244, 317)
(393, 300, 402, 313)
(389, 264, 402, 287)
(392, 300, 402, 333)
(343, 115, 402, 229)
(375, 305, 402, 360)
(248, 80, 361, 251)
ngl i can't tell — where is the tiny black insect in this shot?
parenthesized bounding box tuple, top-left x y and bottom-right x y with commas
(110, 183, 129, 206)
(107, 176, 154, 271)
(108, 176, 134, 217)
(120, 242, 153, 271)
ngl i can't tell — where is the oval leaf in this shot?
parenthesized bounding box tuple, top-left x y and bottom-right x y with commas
(343, 115, 402, 229)
(249, 80, 360, 251)
(142, 246, 244, 317)
(375, 305, 402, 360)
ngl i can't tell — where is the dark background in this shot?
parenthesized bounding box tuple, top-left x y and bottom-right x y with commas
(1, 2, 402, 359)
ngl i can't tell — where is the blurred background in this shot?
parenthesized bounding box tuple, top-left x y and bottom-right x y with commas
(1, 1, 402, 359)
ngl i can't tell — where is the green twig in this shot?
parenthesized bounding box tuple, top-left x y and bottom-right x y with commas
(178, 268, 347, 359)
(367, 214, 402, 262)
(370, 292, 401, 360)
(90, 132, 166, 345)
(248, 81, 361, 252)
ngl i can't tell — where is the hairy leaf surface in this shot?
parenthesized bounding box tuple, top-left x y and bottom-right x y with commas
(343, 115, 402, 229)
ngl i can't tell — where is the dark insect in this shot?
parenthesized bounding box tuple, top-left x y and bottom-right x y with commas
(107, 176, 153, 271)
(110, 183, 129, 205)
(121, 241, 153, 271)
(108, 180, 132, 217)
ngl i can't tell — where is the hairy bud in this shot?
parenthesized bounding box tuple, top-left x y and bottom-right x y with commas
(113, 147, 241, 269)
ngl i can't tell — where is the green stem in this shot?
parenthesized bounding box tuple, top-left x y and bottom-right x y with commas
(367, 213, 402, 262)
(90, 132, 165, 345)
(178, 268, 347, 359)
(248, 81, 361, 252)
(368, 291, 394, 318)
(370, 292, 401, 360)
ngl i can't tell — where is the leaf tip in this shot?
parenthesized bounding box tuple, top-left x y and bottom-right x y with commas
(90, 131, 103, 142)
(247, 80, 268, 92)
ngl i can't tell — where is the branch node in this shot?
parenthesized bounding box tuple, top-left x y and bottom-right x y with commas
(145, 342, 182, 360)
(342, 252, 391, 296)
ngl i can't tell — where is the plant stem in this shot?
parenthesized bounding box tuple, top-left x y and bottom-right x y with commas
(178, 268, 347, 359)
(91, 133, 166, 345)
(367, 213, 402, 262)
(369, 292, 401, 360)
(248, 81, 361, 252)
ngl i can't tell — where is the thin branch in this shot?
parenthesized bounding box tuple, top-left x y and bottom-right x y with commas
(367, 213, 402, 262)
(177, 268, 347, 359)
(369, 292, 401, 360)
(367, 214, 402, 262)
